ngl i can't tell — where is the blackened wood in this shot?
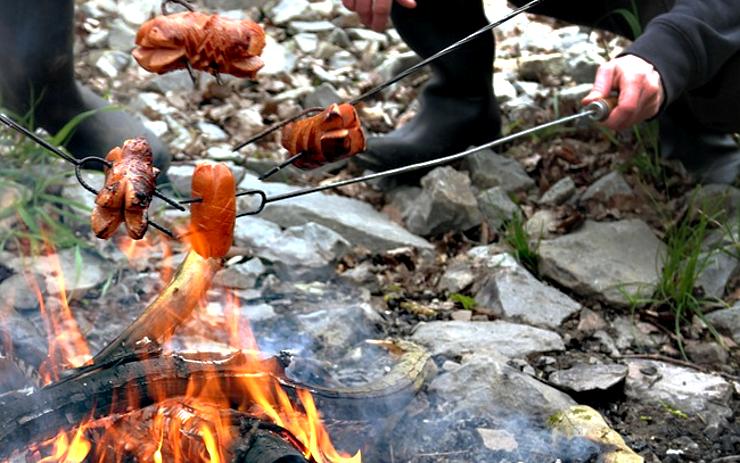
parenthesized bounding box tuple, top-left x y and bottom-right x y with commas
(233, 430, 308, 463)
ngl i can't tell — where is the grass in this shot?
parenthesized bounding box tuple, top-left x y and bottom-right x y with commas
(501, 211, 540, 275)
(0, 110, 94, 251)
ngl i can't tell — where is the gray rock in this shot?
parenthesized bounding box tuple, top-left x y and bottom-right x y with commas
(518, 53, 567, 81)
(249, 223, 350, 280)
(213, 258, 266, 290)
(477, 428, 519, 453)
(612, 316, 662, 350)
(118, 0, 159, 25)
(411, 320, 565, 359)
(386, 185, 422, 220)
(477, 187, 519, 230)
(462, 149, 535, 193)
(238, 174, 432, 252)
(690, 184, 740, 217)
(233, 216, 283, 249)
(347, 28, 389, 47)
(259, 37, 296, 75)
(493, 73, 518, 104)
(548, 363, 628, 393)
(405, 167, 481, 236)
(377, 51, 421, 83)
(204, 0, 269, 9)
(581, 171, 633, 202)
(302, 82, 342, 109)
(564, 43, 605, 84)
(577, 307, 608, 333)
(293, 32, 319, 54)
(0, 180, 30, 221)
(164, 163, 245, 197)
(290, 20, 336, 34)
(705, 303, 740, 343)
(438, 259, 476, 294)
(0, 273, 42, 311)
(474, 253, 581, 329)
(696, 250, 739, 299)
(271, 0, 310, 24)
(94, 50, 130, 78)
(539, 176, 576, 206)
(525, 209, 559, 241)
(430, 353, 576, 419)
(296, 303, 382, 354)
(196, 121, 228, 142)
(241, 302, 276, 322)
(62, 171, 104, 214)
(626, 359, 733, 427)
(107, 18, 137, 52)
(558, 83, 594, 106)
(130, 92, 176, 115)
(148, 70, 194, 94)
(685, 341, 729, 365)
(539, 220, 666, 306)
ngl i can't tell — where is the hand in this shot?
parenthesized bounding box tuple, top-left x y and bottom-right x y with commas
(341, 0, 417, 32)
(582, 54, 664, 131)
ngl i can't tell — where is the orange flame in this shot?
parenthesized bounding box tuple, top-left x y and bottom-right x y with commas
(36, 424, 92, 463)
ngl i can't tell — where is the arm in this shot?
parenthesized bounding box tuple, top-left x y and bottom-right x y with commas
(584, 0, 740, 131)
(341, 0, 417, 32)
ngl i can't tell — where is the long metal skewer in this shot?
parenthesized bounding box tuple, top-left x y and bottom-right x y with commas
(235, 99, 613, 217)
(231, 0, 544, 169)
(0, 113, 185, 239)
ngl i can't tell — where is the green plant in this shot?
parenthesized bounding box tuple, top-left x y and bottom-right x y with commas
(449, 293, 477, 311)
(502, 212, 540, 275)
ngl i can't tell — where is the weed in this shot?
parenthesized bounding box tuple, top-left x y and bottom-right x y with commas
(449, 293, 477, 311)
(501, 211, 540, 275)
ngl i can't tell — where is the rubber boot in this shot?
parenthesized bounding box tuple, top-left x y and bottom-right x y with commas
(354, 0, 501, 172)
(0, 0, 171, 176)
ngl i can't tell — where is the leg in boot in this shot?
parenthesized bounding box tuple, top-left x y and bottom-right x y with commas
(355, 0, 501, 171)
(0, 0, 170, 175)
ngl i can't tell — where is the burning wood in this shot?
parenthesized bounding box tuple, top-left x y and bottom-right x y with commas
(91, 138, 160, 240)
(133, 12, 266, 79)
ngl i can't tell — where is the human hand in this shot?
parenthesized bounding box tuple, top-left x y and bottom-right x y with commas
(341, 0, 417, 32)
(582, 54, 664, 131)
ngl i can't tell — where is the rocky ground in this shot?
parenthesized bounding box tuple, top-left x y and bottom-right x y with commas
(1, 0, 739, 461)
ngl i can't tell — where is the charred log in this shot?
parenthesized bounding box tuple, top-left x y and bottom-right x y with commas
(234, 430, 308, 463)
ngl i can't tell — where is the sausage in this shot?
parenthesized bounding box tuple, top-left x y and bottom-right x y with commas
(133, 11, 266, 79)
(280, 103, 366, 170)
(188, 161, 236, 259)
(91, 138, 159, 240)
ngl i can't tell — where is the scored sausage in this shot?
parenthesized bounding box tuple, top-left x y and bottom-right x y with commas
(188, 161, 236, 259)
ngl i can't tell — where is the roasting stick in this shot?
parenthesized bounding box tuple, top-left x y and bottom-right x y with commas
(233, 98, 616, 215)
(0, 113, 187, 238)
(232, 0, 545, 177)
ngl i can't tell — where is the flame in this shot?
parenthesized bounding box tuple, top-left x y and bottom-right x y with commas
(36, 425, 92, 463)
(24, 241, 92, 384)
(118, 234, 174, 283)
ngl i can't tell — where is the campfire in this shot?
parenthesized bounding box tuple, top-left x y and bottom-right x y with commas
(1, 224, 368, 462)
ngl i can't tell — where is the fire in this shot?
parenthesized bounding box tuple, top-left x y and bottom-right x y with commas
(35, 424, 92, 463)
(22, 241, 92, 384)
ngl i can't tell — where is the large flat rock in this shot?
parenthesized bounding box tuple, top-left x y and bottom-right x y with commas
(539, 220, 665, 307)
(238, 174, 432, 252)
(411, 320, 564, 359)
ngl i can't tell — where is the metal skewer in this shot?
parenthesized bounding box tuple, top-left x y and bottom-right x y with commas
(232, 0, 545, 177)
(235, 99, 614, 216)
(0, 113, 186, 239)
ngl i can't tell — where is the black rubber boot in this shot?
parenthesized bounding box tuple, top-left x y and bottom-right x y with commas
(354, 0, 501, 171)
(0, 0, 171, 176)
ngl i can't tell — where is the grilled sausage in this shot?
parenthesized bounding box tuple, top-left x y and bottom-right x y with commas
(188, 161, 236, 259)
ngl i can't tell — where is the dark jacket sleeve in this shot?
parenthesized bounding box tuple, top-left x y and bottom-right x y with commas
(626, 0, 740, 106)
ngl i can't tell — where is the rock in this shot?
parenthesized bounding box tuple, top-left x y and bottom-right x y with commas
(233, 216, 283, 249)
(107, 18, 137, 52)
(411, 320, 565, 359)
(539, 220, 666, 306)
(213, 258, 266, 290)
(462, 149, 535, 193)
(474, 253, 581, 329)
(696, 249, 738, 299)
(252, 222, 350, 280)
(493, 73, 518, 104)
(430, 353, 576, 418)
(517, 53, 567, 81)
(477, 187, 519, 230)
(451, 310, 473, 322)
(203, 0, 269, 9)
(94, 50, 130, 78)
(558, 83, 594, 106)
(238, 174, 432, 252)
(271, 0, 310, 24)
(347, 28, 389, 47)
(549, 405, 643, 463)
(539, 176, 576, 206)
(685, 341, 729, 365)
(293, 32, 319, 54)
(259, 36, 296, 75)
(302, 82, 342, 109)
(612, 316, 662, 350)
(0, 180, 30, 223)
(581, 171, 633, 202)
(62, 171, 103, 218)
(564, 43, 606, 84)
(164, 163, 244, 197)
(0, 273, 42, 311)
(118, 0, 159, 26)
(386, 186, 422, 220)
(525, 209, 559, 241)
(705, 303, 740, 343)
(577, 307, 608, 333)
(438, 259, 476, 294)
(289, 20, 336, 34)
(404, 167, 481, 236)
(548, 364, 628, 393)
(625, 359, 733, 427)
(296, 303, 382, 354)
(376, 51, 421, 83)
(196, 121, 228, 142)
(477, 428, 518, 453)
(690, 184, 740, 218)
(148, 70, 194, 94)
(242, 302, 276, 323)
